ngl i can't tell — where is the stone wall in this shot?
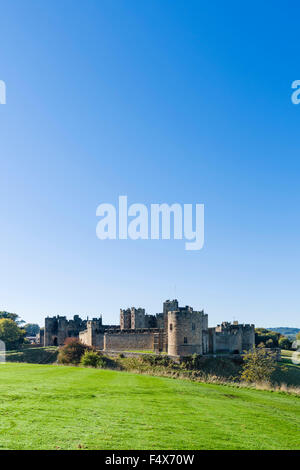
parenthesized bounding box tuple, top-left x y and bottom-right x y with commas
(104, 329, 161, 351)
(44, 315, 102, 346)
(79, 320, 104, 349)
(209, 322, 255, 354)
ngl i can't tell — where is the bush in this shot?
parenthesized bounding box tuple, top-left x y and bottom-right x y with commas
(181, 354, 203, 370)
(140, 354, 173, 367)
(279, 337, 292, 350)
(81, 350, 103, 368)
(58, 339, 91, 365)
(241, 346, 277, 384)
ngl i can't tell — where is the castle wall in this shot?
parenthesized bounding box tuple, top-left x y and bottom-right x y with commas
(215, 329, 242, 353)
(43, 302, 255, 358)
(44, 315, 102, 346)
(155, 313, 164, 329)
(79, 320, 104, 349)
(208, 327, 217, 353)
(213, 323, 255, 354)
(104, 329, 159, 351)
(202, 330, 209, 354)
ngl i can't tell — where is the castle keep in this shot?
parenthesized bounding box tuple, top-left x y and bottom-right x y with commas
(43, 299, 255, 357)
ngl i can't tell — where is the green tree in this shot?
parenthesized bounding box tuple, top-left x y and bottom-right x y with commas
(58, 338, 91, 365)
(278, 336, 292, 350)
(255, 328, 280, 347)
(241, 345, 277, 384)
(24, 323, 40, 336)
(0, 311, 25, 326)
(0, 319, 26, 350)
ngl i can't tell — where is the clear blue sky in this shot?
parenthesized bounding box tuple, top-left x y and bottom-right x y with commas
(0, 1, 299, 327)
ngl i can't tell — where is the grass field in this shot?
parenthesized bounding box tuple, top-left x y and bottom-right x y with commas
(0, 363, 299, 450)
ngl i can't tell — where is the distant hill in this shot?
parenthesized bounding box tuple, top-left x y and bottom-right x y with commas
(267, 328, 300, 339)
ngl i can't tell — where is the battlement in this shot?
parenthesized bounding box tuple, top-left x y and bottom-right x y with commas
(43, 300, 255, 357)
(216, 322, 255, 332)
(211, 321, 255, 354)
(105, 328, 161, 335)
(44, 314, 102, 346)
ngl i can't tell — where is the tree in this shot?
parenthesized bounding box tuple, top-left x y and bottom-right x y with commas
(279, 336, 292, 351)
(58, 338, 91, 365)
(0, 319, 26, 350)
(24, 324, 40, 336)
(255, 328, 280, 347)
(241, 345, 277, 384)
(0, 311, 25, 326)
(297, 332, 300, 341)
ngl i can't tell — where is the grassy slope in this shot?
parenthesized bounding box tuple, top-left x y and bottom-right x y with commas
(0, 363, 299, 450)
(273, 351, 300, 386)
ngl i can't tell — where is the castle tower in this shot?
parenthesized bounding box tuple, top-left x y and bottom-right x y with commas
(168, 307, 203, 356)
(163, 299, 179, 351)
(44, 316, 58, 346)
(130, 308, 145, 329)
(79, 319, 104, 349)
(44, 315, 68, 346)
(241, 324, 255, 351)
(120, 309, 131, 330)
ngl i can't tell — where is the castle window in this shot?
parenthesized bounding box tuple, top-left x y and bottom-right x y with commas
(192, 323, 195, 331)
(170, 323, 173, 331)
(184, 337, 188, 344)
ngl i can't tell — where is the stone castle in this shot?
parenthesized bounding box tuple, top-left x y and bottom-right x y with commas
(41, 299, 255, 357)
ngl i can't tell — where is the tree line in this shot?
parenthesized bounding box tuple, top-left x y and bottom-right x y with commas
(255, 327, 299, 350)
(0, 312, 40, 350)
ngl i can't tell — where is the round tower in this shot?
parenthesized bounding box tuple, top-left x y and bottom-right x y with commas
(168, 308, 202, 357)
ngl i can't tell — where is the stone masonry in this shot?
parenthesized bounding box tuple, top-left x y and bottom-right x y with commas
(43, 299, 255, 357)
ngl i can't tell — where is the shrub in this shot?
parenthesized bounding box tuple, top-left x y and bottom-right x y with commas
(181, 354, 203, 370)
(241, 346, 277, 384)
(81, 350, 103, 368)
(58, 339, 91, 365)
(140, 354, 173, 367)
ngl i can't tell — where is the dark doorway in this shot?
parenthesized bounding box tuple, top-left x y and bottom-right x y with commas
(53, 337, 58, 346)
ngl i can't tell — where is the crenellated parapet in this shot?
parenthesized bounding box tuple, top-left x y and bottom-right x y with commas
(44, 314, 102, 346)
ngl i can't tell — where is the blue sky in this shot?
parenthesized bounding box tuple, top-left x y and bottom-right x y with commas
(0, 1, 299, 327)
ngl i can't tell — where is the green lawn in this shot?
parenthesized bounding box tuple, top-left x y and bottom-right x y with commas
(0, 363, 299, 450)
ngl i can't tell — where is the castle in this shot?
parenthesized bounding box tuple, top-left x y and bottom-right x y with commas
(41, 299, 255, 357)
